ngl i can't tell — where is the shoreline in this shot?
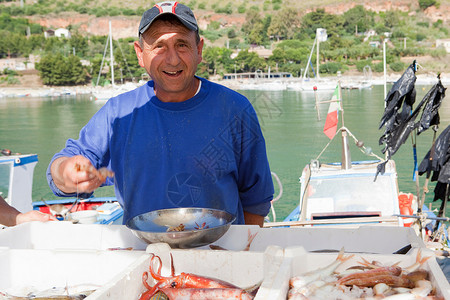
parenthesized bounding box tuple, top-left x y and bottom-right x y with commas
(0, 73, 448, 98)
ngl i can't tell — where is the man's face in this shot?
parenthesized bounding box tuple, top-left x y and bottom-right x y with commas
(134, 19, 204, 102)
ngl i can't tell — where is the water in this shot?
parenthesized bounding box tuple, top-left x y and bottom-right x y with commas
(0, 85, 448, 221)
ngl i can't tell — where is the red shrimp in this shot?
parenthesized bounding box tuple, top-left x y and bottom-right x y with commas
(338, 266, 402, 285)
(339, 274, 414, 288)
(158, 287, 254, 299)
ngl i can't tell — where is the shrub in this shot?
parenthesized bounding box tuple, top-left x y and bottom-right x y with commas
(433, 19, 443, 28)
(355, 60, 372, 72)
(430, 46, 447, 58)
(416, 33, 427, 41)
(418, 0, 438, 10)
(373, 62, 384, 73)
(227, 28, 237, 39)
(202, 30, 222, 42)
(389, 61, 405, 72)
(319, 62, 343, 74)
(228, 38, 240, 49)
(417, 21, 429, 28)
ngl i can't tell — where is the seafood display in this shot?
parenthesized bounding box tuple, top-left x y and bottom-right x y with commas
(166, 222, 210, 232)
(288, 250, 443, 299)
(139, 254, 255, 300)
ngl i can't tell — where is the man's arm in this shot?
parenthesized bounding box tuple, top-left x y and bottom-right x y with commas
(244, 211, 265, 227)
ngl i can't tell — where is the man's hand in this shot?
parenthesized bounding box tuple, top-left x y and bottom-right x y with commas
(16, 211, 57, 225)
(51, 155, 112, 194)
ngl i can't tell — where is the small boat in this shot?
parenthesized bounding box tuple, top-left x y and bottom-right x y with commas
(0, 152, 38, 213)
(286, 28, 338, 93)
(266, 68, 449, 248)
(33, 197, 123, 224)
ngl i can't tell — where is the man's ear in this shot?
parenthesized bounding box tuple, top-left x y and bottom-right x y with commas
(134, 40, 145, 68)
(196, 37, 204, 64)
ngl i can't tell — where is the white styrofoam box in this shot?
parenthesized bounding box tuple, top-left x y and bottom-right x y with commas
(252, 226, 425, 253)
(0, 221, 147, 250)
(0, 248, 144, 298)
(0, 223, 424, 254)
(88, 243, 285, 300)
(200, 225, 425, 253)
(267, 246, 450, 300)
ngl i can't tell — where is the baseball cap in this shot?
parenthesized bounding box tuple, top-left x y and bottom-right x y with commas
(138, 1, 199, 35)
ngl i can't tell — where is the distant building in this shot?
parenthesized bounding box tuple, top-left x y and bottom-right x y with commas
(44, 28, 71, 38)
(369, 41, 381, 48)
(436, 39, 450, 53)
(222, 71, 292, 80)
(55, 28, 71, 38)
(363, 29, 377, 42)
(0, 55, 38, 71)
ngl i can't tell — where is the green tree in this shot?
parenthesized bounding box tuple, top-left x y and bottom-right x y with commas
(69, 33, 89, 57)
(383, 11, 400, 29)
(36, 53, 87, 85)
(301, 9, 344, 49)
(242, 8, 266, 45)
(234, 49, 266, 72)
(342, 5, 374, 34)
(267, 7, 300, 41)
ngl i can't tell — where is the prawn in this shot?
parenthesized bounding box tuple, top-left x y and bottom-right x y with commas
(74, 163, 114, 181)
(338, 274, 414, 288)
(337, 266, 402, 285)
(158, 287, 253, 299)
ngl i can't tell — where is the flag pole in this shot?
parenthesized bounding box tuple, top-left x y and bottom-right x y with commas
(338, 82, 351, 169)
(313, 86, 321, 120)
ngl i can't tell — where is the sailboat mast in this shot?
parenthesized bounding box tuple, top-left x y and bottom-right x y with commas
(303, 38, 316, 80)
(109, 21, 115, 88)
(316, 35, 320, 79)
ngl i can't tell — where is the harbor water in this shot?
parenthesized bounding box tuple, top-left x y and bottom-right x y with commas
(0, 84, 448, 221)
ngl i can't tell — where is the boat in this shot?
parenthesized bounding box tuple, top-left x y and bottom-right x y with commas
(265, 66, 449, 248)
(341, 66, 373, 90)
(0, 151, 38, 213)
(91, 21, 138, 102)
(287, 28, 338, 93)
(0, 150, 123, 225)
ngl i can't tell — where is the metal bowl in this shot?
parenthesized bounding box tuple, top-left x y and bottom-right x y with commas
(126, 207, 236, 249)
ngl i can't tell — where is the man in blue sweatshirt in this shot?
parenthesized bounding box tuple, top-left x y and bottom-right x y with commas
(47, 1, 274, 226)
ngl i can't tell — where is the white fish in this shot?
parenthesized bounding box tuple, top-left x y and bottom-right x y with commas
(289, 248, 354, 289)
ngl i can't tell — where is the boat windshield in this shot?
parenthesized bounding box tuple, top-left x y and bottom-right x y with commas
(304, 173, 399, 219)
(0, 161, 12, 200)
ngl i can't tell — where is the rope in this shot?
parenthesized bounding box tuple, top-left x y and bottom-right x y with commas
(268, 171, 283, 222)
(315, 126, 384, 161)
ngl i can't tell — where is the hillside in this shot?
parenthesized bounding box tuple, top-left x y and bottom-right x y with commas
(1, 0, 449, 89)
(20, 0, 450, 40)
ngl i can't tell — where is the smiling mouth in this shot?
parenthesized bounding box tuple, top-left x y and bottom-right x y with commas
(164, 70, 182, 76)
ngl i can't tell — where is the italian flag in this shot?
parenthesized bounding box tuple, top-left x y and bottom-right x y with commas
(323, 85, 340, 139)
